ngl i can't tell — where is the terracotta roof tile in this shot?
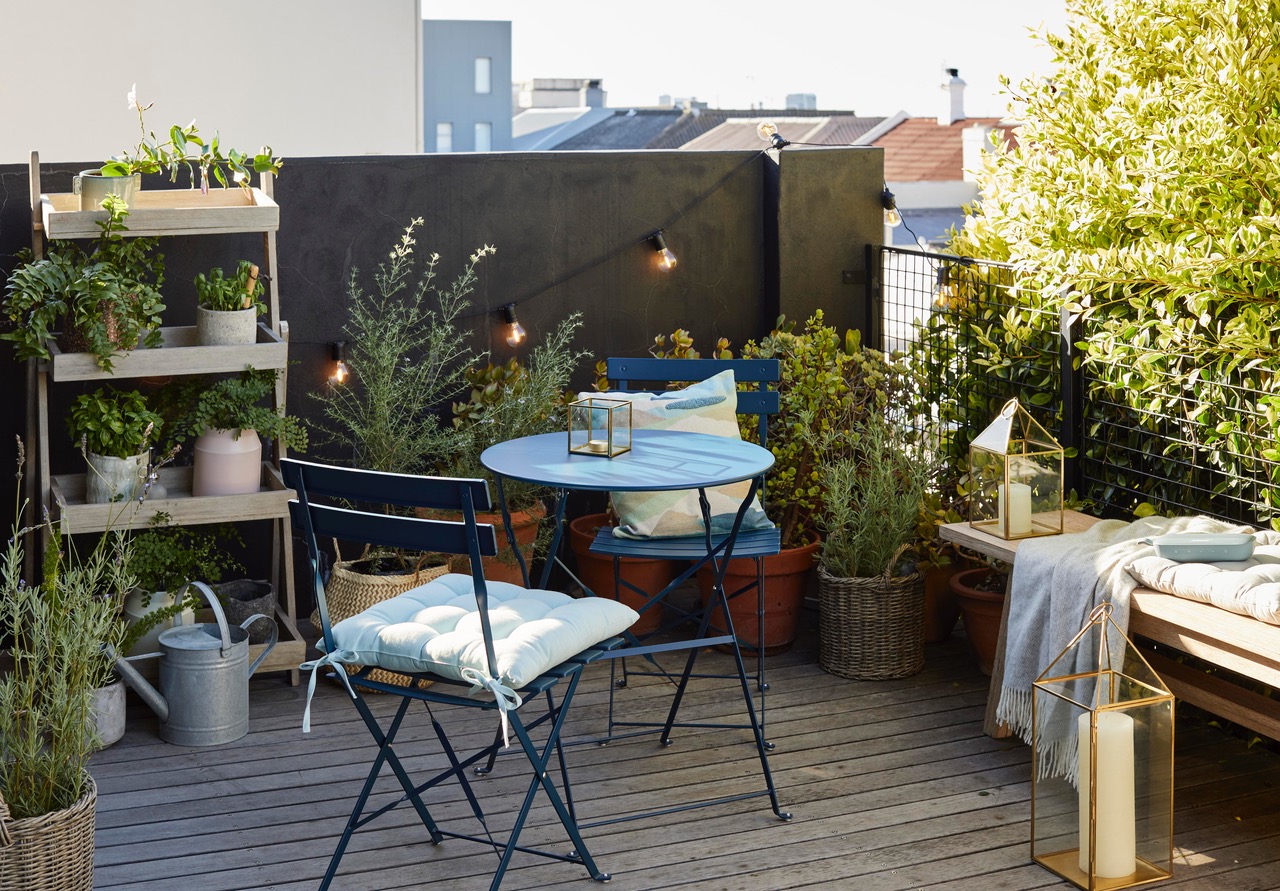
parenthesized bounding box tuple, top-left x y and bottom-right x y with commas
(872, 117, 1011, 181)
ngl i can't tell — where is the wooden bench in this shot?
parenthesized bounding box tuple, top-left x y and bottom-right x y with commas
(941, 510, 1280, 742)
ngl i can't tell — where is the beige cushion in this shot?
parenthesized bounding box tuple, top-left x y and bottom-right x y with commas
(582, 370, 773, 539)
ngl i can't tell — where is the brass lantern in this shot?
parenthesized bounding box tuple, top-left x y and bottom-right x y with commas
(969, 397, 1064, 539)
(1032, 603, 1174, 890)
(568, 397, 631, 458)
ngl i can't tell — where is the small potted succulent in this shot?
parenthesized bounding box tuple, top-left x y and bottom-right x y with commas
(1, 195, 165, 372)
(75, 83, 283, 208)
(194, 260, 266, 345)
(68, 386, 163, 504)
(158, 367, 307, 497)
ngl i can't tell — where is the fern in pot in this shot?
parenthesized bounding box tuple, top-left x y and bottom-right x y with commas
(813, 413, 935, 680)
(68, 385, 163, 504)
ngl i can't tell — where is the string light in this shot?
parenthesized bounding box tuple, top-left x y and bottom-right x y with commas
(330, 341, 349, 384)
(881, 187, 902, 228)
(934, 264, 958, 307)
(501, 304, 527, 347)
(648, 230, 678, 271)
(755, 120, 791, 150)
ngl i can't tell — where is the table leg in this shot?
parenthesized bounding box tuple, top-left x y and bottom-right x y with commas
(982, 571, 1015, 738)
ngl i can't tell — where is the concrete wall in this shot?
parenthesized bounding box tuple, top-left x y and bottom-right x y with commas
(0, 0, 423, 165)
(0, 147, 882, 555)
(423, 20, 513, 152)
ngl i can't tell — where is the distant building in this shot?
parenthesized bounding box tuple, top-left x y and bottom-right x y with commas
(423, 19, 513, 152)
(785, 93, 817, 110)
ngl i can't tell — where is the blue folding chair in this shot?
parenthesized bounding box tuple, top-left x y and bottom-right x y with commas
(283, 458, 638, 891)
(589, 357, 782, 742)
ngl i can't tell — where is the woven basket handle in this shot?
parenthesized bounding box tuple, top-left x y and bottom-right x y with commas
(883, 542, 917, 580)
(331, 538, 374, 565)
(0, 784, 12, 847)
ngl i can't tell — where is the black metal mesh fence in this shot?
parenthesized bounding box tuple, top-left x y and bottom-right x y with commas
(874, 245, 1280, 529)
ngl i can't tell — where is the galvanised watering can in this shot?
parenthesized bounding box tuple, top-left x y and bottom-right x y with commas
(114, 580, 277, 746)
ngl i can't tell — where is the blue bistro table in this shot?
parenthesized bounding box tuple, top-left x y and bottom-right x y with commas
(480, 428, 790, 826)
(480, 428, 774, 593)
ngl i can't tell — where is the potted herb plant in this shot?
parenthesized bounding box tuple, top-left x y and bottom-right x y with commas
(194, 260, 266, 345)
(68, 385, 163, 504)
(119, 512, 244, 661)
(74, 83, 283, 208)
(2, 194, 165, 372)
(159, 367, 307, 496)
(813, 413, 934, 680)
(0, 443, 126, 887)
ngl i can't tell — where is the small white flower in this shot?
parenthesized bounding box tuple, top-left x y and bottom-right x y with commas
(127, 84, 138, 111)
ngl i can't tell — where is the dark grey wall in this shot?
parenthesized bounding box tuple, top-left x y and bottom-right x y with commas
(0, 147, 883, 527)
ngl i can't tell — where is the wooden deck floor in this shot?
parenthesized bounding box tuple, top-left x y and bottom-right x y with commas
(89, 618, 1280, 891)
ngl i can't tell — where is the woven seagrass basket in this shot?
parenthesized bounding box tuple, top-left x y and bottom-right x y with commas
(311, 543, 449, 689)
(0, 773, 96, 891)
(817, 550, 925, 680)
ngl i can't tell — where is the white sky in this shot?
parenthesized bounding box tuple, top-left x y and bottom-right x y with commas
(423, 0, 1071, 119)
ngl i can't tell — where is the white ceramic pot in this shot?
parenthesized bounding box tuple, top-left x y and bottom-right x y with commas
(122, 587, 198, 671)
(73, 169, 140, 210)
(91, 679, 127, 749)
(85, 450, 149, 504)
(192, 427, 262, 496)
(196, 305, 259, 345)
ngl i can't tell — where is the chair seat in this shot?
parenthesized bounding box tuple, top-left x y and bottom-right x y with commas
(588, 525, 782, 562)
(322, 573, 639, 689)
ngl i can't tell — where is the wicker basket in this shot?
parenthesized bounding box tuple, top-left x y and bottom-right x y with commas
(817, 549, 925, 680)
(311, 544, 449, 689)
(0, 773, 96, 891)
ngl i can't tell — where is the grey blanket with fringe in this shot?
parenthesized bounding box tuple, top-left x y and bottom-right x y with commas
(994, 514, 1249, 783)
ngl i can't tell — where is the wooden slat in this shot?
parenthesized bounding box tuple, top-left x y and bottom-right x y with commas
(41, 187, 279, 238)
(52, 462, 291, 533)
(44, 322, 287, 382)
(1142, 648, 1280, 741)
(1130, 589, 1280, 688)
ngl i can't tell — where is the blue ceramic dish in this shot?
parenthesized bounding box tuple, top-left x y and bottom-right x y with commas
(1145, 532, 1255, 563)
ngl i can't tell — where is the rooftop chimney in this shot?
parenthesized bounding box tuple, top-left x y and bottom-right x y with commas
(940, 67, 966, 126)
(580, 79, 606, 108)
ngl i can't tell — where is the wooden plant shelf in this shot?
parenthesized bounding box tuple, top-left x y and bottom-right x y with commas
(50, 462, 292, 534)
(40, 186, 279, 238)
(43, 321, 287, 382)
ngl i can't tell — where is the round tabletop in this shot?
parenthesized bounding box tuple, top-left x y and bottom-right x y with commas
(480, 429, 774, 492)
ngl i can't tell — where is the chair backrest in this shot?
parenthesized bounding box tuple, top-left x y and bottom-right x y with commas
(605, 357, 781, 447)
(282, 458, 501, 674)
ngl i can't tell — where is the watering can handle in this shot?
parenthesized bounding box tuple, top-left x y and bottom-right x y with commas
(240, 614, 280, 676)
(183, 581, 234, 657)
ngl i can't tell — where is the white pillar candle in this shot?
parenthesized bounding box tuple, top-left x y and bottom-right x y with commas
(997, 481, 1033, 535)
(1078, 711, 1137, 878)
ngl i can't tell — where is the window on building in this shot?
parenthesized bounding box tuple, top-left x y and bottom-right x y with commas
(475, 57, 492, 94)
(474, 122, 492, 152)
(436, 122, 453, 153)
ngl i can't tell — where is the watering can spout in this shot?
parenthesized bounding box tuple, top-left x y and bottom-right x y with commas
(111, 648, 170, 723)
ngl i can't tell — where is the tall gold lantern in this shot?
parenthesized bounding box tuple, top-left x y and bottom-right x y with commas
(969, 397, 1064, 540)
(1032, 603, 1174, 890)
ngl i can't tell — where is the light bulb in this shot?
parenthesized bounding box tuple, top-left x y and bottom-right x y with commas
(933, 266, 957, 307)
(649, 230, 677, 271)
(330, 342, 350, 384)
(503, 305, 527, 347)
(881, 186, 902, 228)
(757, 121, 779, 142)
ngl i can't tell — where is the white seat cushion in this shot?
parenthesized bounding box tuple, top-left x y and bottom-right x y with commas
(1126, 530, 1280, 625)
(320, 573, 639, 687)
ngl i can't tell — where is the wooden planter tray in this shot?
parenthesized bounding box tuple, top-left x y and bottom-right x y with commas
(50, 462, 292, 534)
(40, 187, 279, 238)
(43, 321, 287, 382)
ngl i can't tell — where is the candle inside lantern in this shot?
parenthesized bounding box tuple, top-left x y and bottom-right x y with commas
(1078, 711, 1137, 878)
(997, 481, 1033, 535)
(586, 439, 609, 454)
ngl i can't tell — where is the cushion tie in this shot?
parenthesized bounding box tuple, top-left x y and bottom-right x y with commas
(461, 667, 524, 748)
(300, 649, 358, 733)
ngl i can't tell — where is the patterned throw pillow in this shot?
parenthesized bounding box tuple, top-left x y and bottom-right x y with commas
(581, 370, 774, 539)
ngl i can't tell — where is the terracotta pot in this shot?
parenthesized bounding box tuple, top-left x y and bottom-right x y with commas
(433, 501, 546, 587)
(922, 564, 963, 643)
(567, 513, 679, 635)
(697, 540, 820, 655)
(950, 566, 1008, 676)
